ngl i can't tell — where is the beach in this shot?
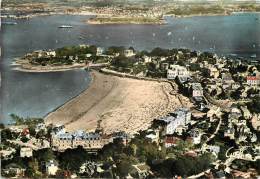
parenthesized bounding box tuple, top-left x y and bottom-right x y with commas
(45, 71, 192, 134)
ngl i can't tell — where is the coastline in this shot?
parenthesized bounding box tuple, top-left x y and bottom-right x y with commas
(12, 59, 88, 73)
(45, 70, 193, 134)
(87, 17, 166, 25)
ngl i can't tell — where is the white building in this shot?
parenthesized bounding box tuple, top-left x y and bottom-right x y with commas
(96, 47, 104, 56)
(124, 49, 135, 57)
(143, 55, 152, 63)
(191, 83, 203, 98)
(51, 130, 112, 151)
(158, 108, 191, 135)
(46, 160, 59, 176)
(167, 65, 189, 80)
(20, 147, 33, 158)
(46, 51, 56, 57)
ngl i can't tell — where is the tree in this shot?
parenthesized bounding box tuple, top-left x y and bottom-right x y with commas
(247, 96, 260, 113)
(59, 146, 89, 171)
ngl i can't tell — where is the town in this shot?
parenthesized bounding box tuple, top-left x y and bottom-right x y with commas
(1, 44, 260, 178)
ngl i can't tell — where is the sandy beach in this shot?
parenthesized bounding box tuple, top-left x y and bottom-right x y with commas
(45, 71, 192, 134)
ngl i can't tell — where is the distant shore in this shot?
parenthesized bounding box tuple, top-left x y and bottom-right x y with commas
(87, 16, 166, 25)
(45, 71, 192, 134)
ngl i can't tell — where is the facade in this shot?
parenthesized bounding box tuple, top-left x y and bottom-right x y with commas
(124, 49, 135, 57)
(96, 47, 104, 56)
(247, 76, 260, 86)
(51, 130, 112, 151)
(158, 108, 191, 135)
(167, 65, 189, 80)
(20, 147, 33, 158)
(191, 83, 203, 98)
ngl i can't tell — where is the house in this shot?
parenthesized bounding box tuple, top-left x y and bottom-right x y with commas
(167, 65, 189, 80)
(191, 83, 203, 98)
(208, 67, 219, 79)
(96, 47, 104, 56)
(157, 108, 191, 135)
(20, 147, 33, 158)
(46, 51, 56, 57)
(79, 161, 99, 176)
(143, 55, 152, 63)
(160, 63, 169, 71)
(131, 163, 150, 178)
(0, 148, 16, 160)
(247, 76, 260, 87)
(164, 136, 181, 148)
(2, 163, 26, 178)
(46, 160, 59, 176)
(206, 145, 220, 157)
(189, 129, 202, 144)
(222, 73, 234, 89)
(240, 106, 252, 120)
(124, 49, 135, 57)
(145, 130, 159, 144)
(224, 123, 235, 140)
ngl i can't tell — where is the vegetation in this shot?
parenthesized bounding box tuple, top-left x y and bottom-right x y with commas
(247, 96, 260, 114)
(10, 114, 43, 128)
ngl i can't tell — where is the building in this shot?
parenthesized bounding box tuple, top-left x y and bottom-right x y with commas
(51, 130, 112, 151)
(222, 73, 234, 89)
(46, 160, 59, 176)
(124, 49, 135, 57)
(20, 147, 33, 158)
(167, 65, 189, 80)
(46, 51, 56, 57)
(191, 83, 203, 98)
(143, 55, 152, 63)
(2, 163, 26, 178)
(131, 163, 150, 178)
(208, 67, 219, 79)
(157, 108, 191, 135)
(96, 47, 104, 56)
(164, 136, 181, 148)
(247, 76, 260, 86)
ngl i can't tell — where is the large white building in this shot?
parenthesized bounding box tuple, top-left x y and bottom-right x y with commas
(51, 130, 112, 151)
(157, 108, 191, 135)
(167, 65, 189, 80)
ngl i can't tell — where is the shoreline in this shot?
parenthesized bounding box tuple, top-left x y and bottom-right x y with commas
(45, 70, 192, 134)
(3, 11, 257, 25)
(12, 59, 88, 73)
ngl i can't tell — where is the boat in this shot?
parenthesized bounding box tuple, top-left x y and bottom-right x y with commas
(58, 25, 73, 28)
(2, 22, 17, 25)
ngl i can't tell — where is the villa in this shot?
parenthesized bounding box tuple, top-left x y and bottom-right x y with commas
(167, 65, 189, 80)
(124, 49, 135, 57)
(247, 76, 260, 87)
(156, 108, 191, 135)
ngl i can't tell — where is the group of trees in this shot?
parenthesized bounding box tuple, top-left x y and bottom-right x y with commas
(151, 153, 214, 177)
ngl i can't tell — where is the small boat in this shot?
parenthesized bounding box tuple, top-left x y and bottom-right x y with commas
(2, 22, 17, 25)
(58, 25, 73, 28)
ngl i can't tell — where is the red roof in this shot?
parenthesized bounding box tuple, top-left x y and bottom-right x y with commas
(165, 136, 181, 144)
(247, 76, 259, 81)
